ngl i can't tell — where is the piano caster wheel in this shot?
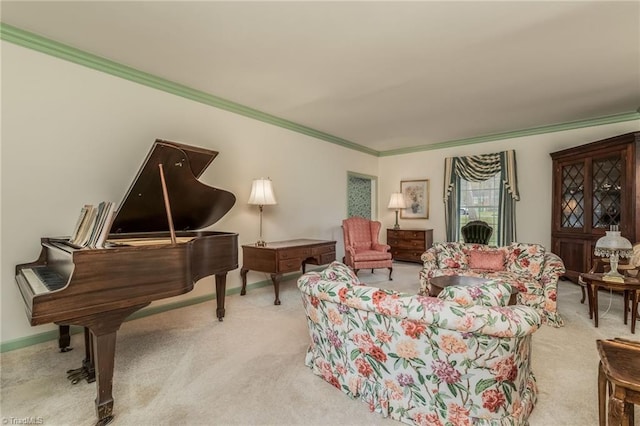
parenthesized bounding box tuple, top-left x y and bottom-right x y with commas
(95, 415, 113, 426)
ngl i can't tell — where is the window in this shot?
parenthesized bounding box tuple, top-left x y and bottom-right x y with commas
(458, 173, 500, 245)
(444, 150, 519, 246)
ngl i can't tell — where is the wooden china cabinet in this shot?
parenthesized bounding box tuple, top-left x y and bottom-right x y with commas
(550, 131, 639, 282)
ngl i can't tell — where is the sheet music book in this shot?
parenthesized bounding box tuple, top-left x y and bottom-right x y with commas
(70, 205, 96, 246)
(69, 205, 91, 244)
(95, 202, 116, 248)
(69, 202, 116, 248)
(86, 202, 106, 248)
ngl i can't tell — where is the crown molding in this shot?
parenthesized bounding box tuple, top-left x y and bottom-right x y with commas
(2, 23, 638, 159)
(379, 111, 640, 157)
(0, 23, 378, 157)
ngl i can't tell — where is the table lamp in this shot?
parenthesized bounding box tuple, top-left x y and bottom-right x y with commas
(388, 192, 406, 230)
(248, 178, 277, 247)
(594, 225, 633, 282)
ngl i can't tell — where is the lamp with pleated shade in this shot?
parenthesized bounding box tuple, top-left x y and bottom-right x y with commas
(248, 178, 277, 247)
(388, 192, 406, 230)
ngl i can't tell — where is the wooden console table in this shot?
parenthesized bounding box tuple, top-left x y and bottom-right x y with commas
(240, 239, 336, 305)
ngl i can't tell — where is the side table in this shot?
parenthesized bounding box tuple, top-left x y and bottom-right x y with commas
(597, 338, 640, 425)
(580, 272, 640, 333)
(240, 239, 336, 305)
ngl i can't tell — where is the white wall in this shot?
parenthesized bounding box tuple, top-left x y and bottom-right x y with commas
(0, 42, 379, 343)
(3, 40, 639, 345)
(378, 121, 640, 247)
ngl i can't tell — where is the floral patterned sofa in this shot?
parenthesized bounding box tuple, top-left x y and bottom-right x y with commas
(420, 242, 565, 327)
(297, 261, 542, 426)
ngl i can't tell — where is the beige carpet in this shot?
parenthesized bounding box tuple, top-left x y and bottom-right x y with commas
(1, 262, 638, 426)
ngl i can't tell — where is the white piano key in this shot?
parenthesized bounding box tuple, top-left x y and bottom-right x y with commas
(21, 268, 50, 295)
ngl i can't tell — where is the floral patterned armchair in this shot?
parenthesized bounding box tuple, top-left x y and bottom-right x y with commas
(298, 261, 541, 426)
(420, 242, 565, 327)
(342, 216, 393, 279)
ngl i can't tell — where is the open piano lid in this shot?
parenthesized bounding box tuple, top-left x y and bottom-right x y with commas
(110, 139, 236, 234)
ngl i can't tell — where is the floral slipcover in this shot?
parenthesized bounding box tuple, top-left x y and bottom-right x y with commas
(420, 242, 565, 327)
(298, 261, 541, 426)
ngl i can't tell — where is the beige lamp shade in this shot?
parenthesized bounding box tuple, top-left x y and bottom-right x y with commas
(248, 178, 277, 206)
(388, 192, 406, 230)
(388, 193, 407, 209)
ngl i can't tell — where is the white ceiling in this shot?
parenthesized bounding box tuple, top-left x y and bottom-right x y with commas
(2, 1, 639, 153)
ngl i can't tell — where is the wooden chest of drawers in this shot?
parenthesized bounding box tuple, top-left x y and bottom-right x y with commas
(387, 229, 433, 263)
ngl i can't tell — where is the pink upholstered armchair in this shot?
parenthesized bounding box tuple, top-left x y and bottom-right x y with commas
(342, 216, 393, 279)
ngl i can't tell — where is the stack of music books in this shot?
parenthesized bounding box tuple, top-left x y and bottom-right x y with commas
(69, 201, 116, 248)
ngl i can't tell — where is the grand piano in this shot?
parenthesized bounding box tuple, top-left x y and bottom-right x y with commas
(15, 139, 238, 425)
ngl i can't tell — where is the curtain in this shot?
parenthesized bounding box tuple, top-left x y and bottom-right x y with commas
(444, 150, 519, 245)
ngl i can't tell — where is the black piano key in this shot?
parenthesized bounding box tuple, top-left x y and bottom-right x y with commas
(32, 266, 67, 291)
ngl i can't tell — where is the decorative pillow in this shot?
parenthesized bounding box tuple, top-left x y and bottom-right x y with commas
(468, 250, 505, 271)
(320, 261, 361, 285)
(433, 242, 468, 269)
(506, 243, 546, 280)
(437, 281, 512, 307)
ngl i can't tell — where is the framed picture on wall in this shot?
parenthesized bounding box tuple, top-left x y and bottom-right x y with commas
(400, 179, 429, 219)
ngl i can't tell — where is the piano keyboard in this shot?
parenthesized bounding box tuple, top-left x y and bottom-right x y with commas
(21, 266, 67, 295)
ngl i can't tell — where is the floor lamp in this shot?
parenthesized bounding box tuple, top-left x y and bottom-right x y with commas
(248, 178, 277, 247)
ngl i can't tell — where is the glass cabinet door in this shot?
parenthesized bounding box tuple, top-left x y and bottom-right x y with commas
(592, 155, 622, 229)
(560, 162, 585, 229)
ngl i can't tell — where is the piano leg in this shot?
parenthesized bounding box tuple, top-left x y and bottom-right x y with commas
(67, 328, 95, 384)
(85, 327, 96, 382)
(58, 325, 72, 352)
(215, 273, 227, 321)
(92, 330, 116, 426)
(65, 304, 147, 426)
